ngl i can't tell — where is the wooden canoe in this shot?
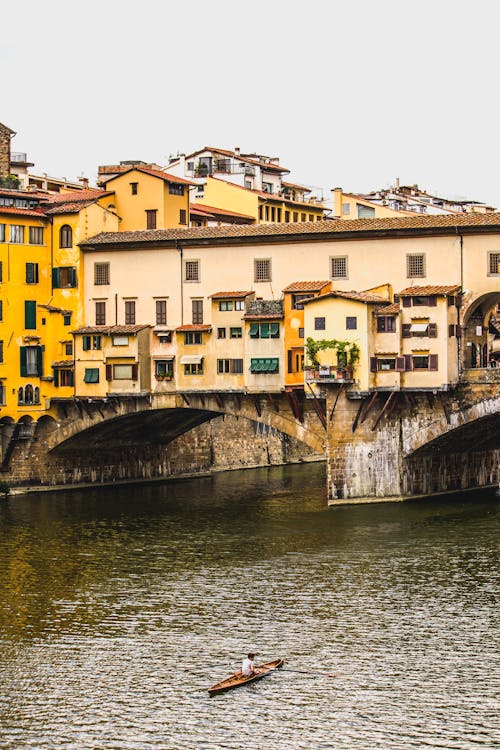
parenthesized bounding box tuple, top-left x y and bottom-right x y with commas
(208, 658, 284, 696)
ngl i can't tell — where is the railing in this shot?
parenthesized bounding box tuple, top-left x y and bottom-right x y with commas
(305, 366, 353, 382)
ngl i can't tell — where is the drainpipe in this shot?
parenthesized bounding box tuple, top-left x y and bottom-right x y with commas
(115, 293, 118, 325)
(177, 240, 184, 325)
(456, 228, 464, 375)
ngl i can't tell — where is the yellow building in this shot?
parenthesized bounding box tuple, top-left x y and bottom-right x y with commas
(98, 166, 193, 231)
(332, 187, 418, 220)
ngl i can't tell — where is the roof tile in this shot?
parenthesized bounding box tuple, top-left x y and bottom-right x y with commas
(399, 285, 461, 296)
(282, 280, 331, 293)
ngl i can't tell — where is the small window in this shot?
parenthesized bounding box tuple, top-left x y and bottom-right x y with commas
(25, 263, 39, 284)
(293, 212, 298, 222)
(331, 256, 348, 279)
(219, 300, 233, 311)
(113, 364, 134, 380)
(298, 327, 304, 338)
(95, 301, 106, 325)
(184, 332, 202, 345)
(10, 225, 24, 243)
(29, 226, 44, 245)
(124, 300, 136, 325)
(217, 327, 226, 339)
(346, 316, 357, 330)
(378, 358, 396, 371)
(342, 203, 351, 215)
(53, 266, 77, 288)
(156, 300, 167, 325)
(185, 260, 200, 282)
(0, 339, 3, 363)
(92, 335, 102, 350)
(235, 300, 245, 311)
(179, 209, 187, 225)
(407, 253, 426, 278)
(301, 213, 306, 222)
(230, 327, 242, 338)
(169, 183, 184, 196)
(94, 262, 110, 285)
(292, 294, 313, 310)
(357, 204, 375, 219)
(184, 362, 203, 375)
(377, 316, 396, 333)
(65, 342, 73, 356)
(0, 260, 2, 282)
(24, 300, 36, 329)
(0, 224, 5, 242)
(112, 335, 129, 346)
(155, 360, 173, 378)
(413, 355, 430, 370)
(254, 258, 271, 282)
(130, 182, 138, 195)
(63, 314, 71, 326)
(284, 211, 290, 222)
(0, 300, 3, 322)
(488, 252, 500, 275)
(146, 210, 157, 229)
(84, 368, 99, 383)
(192, 299, 203, 324)
(57, 369, 74, 387)
(60, 225, 73, 248)
(314, 317, 326, 331)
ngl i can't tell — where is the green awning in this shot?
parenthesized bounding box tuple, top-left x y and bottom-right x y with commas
(249, 323, 259, 337)
(250, 358, 279, 374)
(269, 323, 280, 338)
(84, 368, 99, 383)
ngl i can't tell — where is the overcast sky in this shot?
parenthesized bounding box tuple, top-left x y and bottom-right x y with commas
(3, 0, 500, 207)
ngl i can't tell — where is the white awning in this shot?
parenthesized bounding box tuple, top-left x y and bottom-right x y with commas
(153, 355, 175, 360)
(410, 323, 429, 333)
(180, 355, 203, 365)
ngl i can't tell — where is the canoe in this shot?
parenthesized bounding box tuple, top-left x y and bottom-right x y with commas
(208, 658, 284, 696)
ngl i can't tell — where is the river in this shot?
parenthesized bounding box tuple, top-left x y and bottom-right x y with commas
(0, 463, 498, 749)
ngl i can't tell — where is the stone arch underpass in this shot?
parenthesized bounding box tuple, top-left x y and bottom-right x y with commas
(1, 392, 327, 488)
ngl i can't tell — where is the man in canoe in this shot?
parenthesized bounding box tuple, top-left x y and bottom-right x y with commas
(241, 653, 257, 676)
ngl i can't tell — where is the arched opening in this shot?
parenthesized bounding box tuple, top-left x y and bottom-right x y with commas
(59, 224, 73, 249)
(462, 292, 500, 369)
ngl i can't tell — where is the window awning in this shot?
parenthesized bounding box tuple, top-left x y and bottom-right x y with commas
(180, 355, 203, 365)
(410, 323, 429, 333)
(250, 358, 279, 373)
(153, 355, 175, 360)
(249, 323, 259, 337)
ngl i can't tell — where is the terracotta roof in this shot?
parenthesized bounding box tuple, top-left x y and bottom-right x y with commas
(45, 189, 111, 203)
(72, 325, 150, 335)
(38, 304, 72, 314)
(81, 212, 500, 249)
(52, 360, 74, 368)
(373, 303, 401, 315)
(105, 165, 194, 186)
(0, 206, 46, 217)
(282, 280, 331, 293)
(190, 203, 255, 222)
(185, 146, 290, 174)
(282, 181, 312, 192)
(210, 291, 254, 299)
(243, 313, 283, 320)
(45, 200, 97, 215)
(176, 324, 212, 332)
(398, 285, 461, 296)
(303, 290, 390, 306)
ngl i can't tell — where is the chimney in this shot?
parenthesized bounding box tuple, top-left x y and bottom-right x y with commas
(332, 187, 343, 217)
(234, 146, 240, 157)
(78, 176, 89, 189)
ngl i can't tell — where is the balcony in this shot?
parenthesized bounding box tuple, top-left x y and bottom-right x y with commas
(305, 365, 353, 383)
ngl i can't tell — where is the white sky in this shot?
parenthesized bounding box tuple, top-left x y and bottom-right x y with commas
(3, 0, 500, 206)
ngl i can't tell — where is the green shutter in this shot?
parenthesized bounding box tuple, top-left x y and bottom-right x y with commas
(249, 323, 259, 338)
(267, 358, 279, 373)
(269, 323, 280, 338)
(52, 267, 61, 288)
(84, 368, 99, 383)
(82, 335, 91, 351)
(24, 300, 36, 329)
(20, 346, 27, 376)
(260, 322, 270, 338)
(53, 369, 59, 387)
(70, 267, 77, 287)
(36, 346, 42, 376)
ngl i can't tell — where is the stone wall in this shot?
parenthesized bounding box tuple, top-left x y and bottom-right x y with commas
(0, 123, 12, 178)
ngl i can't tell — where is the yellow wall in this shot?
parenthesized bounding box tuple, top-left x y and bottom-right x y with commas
(198, 177, 259, 220)
(333, 188, 417, 219)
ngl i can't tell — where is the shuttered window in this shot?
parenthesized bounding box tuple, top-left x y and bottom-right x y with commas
(20, 346, 42, 376)
(25, 262, 39, 284)
(52, 267, 77, 288)
(24, 300, 36, 329)
(84, 368, 99, 383)
(192, 299, 203, 324)
(250, 358, 279, 373)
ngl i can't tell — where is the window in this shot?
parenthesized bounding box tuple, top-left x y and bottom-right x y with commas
(346, 316, 357, 330)
(235, 300, 245, 311)
(377, 316, 396, 332)
(130, 182, 138, 195)
(331, 256, 348, 279)
(250, 358, 279, 373)
(156, 300, 167, 325)
(217, 359, 243, 374)
(25, 263, 39, 284)
(230, 327, 242, 338)
(20, 346, 42, 376)
(179, 209, 187, 225)
(60, 225, 73, 248)
(192, 299, 203, 324)
(284, 211, 290, 222)
(301, 213, 306, 221)
(357, 204, 375, 218)
(254, 258, 271, 282)
(184, 332, 202, 345)
(65, 342, 73, 356)
(0, 339, 3, 362)
(245, 180, 252, 190)
(0, 300, 2, 321)
(0, 260, 2, 281)
(219, 300, 233, 311)
(298, 327, 304, 338)
(63, 314, 71, 326)
(0, 224, 4, 241)
(0, 383, 5, 406)
(184, 362, 203, 375)
(124, 300, 136, 324)
(158, 333, 172, 344)
(146, 210, 157, 229)
(293, 212, 298, 222)
(29, 226, 44, 244)
(262, 182, 273, 193)
(113, 364, 136, 380)
(413, 355, 430, 370)
(24, 300, 36, 329)
(185, 260, 199, 282)
(155, 360, 173, 378)
(248, 322, 279, 338)
(82, 335, 102, 351)
(95, 301, 106, 325)
(407, 253, 426, 278)
(10, 225, 24, 243)
(217, 327, 226, 339)
(94, 262, 110, 285)
(112, 335, 129, 346)
(378, 358, 396, 371)
(342, 203, 351, 215)
(55, 369, 74, 387)
(84, 368, 99, 383)
(314, 317, 326, 331)
(169, 183, 184, 196)
(488, 252, 500, 275)
(292, 294, 313, 309)
(53, 266, 77, 288)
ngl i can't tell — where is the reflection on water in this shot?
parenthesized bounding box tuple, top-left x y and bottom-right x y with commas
(0, 464, 498, 749)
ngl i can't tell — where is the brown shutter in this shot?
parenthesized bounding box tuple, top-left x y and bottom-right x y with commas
(428, 323, 437, 338)
(429, 354, 438, 371)
(106, 364, 112, 381)
(395, 356, 406, 371)
(132, 363, 139, 381)
(402, 324, 411, 338)
(402, 297, 411, 308)
(370, 357, 378, 373)
(404, 354, 413, 371)
(448, 323, 455, 338)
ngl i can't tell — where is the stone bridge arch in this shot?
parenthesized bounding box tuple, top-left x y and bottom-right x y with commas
(462, 291, 500, 369)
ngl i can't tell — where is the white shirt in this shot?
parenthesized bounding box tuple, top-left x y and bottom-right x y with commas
(242, 657, 254, 676)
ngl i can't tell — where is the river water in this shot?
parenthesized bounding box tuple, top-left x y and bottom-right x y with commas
(0, 463, 498, 750)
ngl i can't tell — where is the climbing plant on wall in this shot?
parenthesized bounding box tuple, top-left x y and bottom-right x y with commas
(305, 337, 360, 369)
